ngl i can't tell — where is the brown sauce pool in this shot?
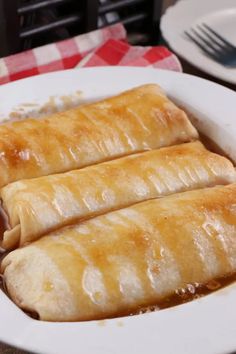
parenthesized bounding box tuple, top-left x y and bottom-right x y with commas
(0, 131, 235, 321)
(200, 132, 233, 161)
(136, 273, 236, 316)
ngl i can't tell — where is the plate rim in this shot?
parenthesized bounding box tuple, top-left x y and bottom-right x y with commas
(0, 67, 236, 354)
(160, 0, 236, 85)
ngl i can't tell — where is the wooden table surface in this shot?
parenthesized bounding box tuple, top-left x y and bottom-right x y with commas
(0, 344, 28, 354)
(180, 58, 235, 92)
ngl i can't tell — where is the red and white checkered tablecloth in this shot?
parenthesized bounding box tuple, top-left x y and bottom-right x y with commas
(0, 23, 182, 85)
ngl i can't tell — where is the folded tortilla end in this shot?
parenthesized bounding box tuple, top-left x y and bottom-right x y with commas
(2, 225, 21, 250)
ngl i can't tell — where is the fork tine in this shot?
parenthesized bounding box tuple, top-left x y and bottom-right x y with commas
(191, 28, 222, 55)
(202, 23, 235, 49)
(184, 31, 221, 60)
(197, 25, 230, 51)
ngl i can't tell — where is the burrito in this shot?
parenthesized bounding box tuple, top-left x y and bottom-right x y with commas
(0, 84, 198, 188)
(1, 141, 235, 249)
(2, 184, 236, 321)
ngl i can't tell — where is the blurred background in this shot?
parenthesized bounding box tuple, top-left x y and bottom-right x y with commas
(0, 0, 175, 57)
(0, 0, 235, 91)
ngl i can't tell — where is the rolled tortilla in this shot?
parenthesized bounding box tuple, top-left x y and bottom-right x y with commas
(2, 184, 236, 321)
(2, 141, 236, 249)
(0, 84, 198, 188)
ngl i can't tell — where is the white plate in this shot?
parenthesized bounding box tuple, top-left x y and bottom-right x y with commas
(0, 67, 236, 354)
(160, 0, 236, 85)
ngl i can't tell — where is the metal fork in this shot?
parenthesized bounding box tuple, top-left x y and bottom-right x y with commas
(184, 23, 236, 67)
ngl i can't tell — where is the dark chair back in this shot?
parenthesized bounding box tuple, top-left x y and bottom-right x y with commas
(0, 0, 163, 57)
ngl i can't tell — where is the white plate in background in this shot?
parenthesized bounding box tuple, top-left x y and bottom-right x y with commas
(0, 67, 236, 354)
(160, 0, 236, 85)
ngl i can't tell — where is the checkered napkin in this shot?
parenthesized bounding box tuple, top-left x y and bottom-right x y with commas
(78, 38, 182, 71)
(0, 23, 182, 85)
